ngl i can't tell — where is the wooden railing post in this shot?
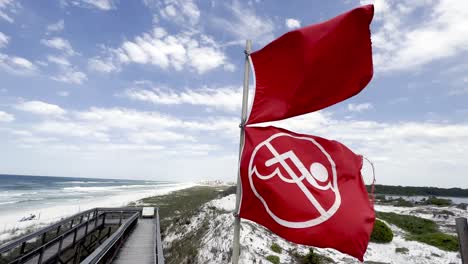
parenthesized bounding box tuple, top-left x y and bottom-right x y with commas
(85, 220, 89, 236)
(41, 232, 47, 245)
(20, 241, 26, 255)
(38, 247, 44, 264)
(456, 217, 468, 264)
(56, 236, 64, 264)
(94, 210, 99, 228)
(73, 228, 78, 246)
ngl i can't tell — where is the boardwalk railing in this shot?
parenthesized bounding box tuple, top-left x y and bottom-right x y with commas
(155, 208, 164, 264)
(80, 212, 140, 264)
(1, 208, 105, 264)
(0, 208, 145, 264)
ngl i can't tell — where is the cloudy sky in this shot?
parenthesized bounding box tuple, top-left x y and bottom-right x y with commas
(0, 0, 467, 187)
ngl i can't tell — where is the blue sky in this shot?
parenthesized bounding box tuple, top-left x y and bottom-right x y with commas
(0, 0, 467, 187)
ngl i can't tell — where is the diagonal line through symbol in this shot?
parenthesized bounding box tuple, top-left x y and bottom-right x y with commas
(264, 142, 326, 215)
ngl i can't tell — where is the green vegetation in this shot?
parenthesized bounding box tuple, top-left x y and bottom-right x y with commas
(376, 211, 458, 251)
(368, 184, 468, 197)
(289, 248, 334, 264)
(370, 220, 393, 243)
(271, 243, 282, 253)
(395, 247, 409, 254)
(266, 255, 280, 264)
(376, 212, 438, 234)
(137, 185, 230, 230)
(409, 233, 458, 251)
(394, 198, 414, 207)
(302, 249, 321, 264)
(423, 196, 452, 206)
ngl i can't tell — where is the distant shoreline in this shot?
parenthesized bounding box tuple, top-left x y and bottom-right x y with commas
(368, 184, 468, 198)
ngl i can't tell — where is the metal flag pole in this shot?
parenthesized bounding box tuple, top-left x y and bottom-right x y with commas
(232, 39, 252, 264)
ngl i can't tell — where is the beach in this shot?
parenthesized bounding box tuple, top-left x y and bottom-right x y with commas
(0, 175, 195, 243)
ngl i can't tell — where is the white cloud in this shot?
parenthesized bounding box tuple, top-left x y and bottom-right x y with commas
(124, 86, 242, 112)
(0, 110, 14, 122)
(34, 121, 110, 142)
(46, 20, 65, 33)
(61, 0, 115, 10)
(0, 53, 36, 74)
(112, 27, 229, 73)
(347, 103, 374, 112)
(41, 37, 76, 56)
(285, 18, 301, 29)
(0, 0, 20, 23)
(145, 0, 200, 26)
(364, 0, 468, 72)
(0, 32, 9, 48)
(128, 131, 196, 144)
(47, 55, 70, 66)
(187, 46, 226, 73)
(51, 67, 87, 84)
(212, 1, 275, 45)
(15, 101, 66, 116)
(88, 57, 118, 73)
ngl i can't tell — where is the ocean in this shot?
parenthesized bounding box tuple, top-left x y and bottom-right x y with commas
(0, 175, 194, 241)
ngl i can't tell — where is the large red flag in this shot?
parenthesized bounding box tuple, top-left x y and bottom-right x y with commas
(247, 5, 374, 124)
(238, 126, 375, 261)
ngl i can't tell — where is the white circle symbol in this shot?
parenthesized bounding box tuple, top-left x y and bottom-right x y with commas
(248, 132, 341, 228)
(310, 162, 328, 182)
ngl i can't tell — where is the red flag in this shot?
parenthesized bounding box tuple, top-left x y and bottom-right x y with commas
(238, 126, 375, 261)
(247, 5, 374, 124)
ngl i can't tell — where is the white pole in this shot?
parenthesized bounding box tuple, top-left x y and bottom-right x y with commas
(232, 39, 252, 264)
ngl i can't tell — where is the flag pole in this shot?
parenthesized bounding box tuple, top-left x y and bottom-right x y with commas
(232, 39, 252, 264)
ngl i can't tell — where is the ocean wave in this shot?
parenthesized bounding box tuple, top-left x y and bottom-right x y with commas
(0, 201, 17, 205)
(0, 191, 38, 198)
(63, 183, 180, 192)
(56, 181, 118, 184)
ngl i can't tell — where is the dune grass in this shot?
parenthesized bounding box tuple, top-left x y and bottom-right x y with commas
(376, 211, 458, 251)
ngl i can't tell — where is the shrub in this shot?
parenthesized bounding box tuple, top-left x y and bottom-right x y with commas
(376, 212, 438, 234)
(409, 233, 459, 251)
(266, 255, 280, 264)
(371, 219, 393, 243)
(395, 247, 409, 254)
(424, 196, 452, 206)
(394, 198, 414, 207)
(271, 243, 282, 253)
(302, 249, 321, 264)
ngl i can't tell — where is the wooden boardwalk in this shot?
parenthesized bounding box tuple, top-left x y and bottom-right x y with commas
(113, 219, 156, 264)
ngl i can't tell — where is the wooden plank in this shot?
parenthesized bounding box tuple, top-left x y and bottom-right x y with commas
(113, 219, 156, 264)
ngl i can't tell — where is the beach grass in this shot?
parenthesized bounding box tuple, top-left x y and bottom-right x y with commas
(376, 211, 458, 251)
(134, 185, 234, 230)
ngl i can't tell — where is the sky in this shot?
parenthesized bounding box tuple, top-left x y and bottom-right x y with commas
(0, 0, 467, 187)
